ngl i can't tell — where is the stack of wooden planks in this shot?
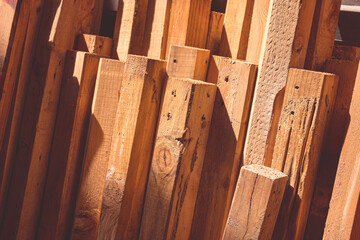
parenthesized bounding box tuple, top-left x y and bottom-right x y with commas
(0, 0, 360, 239)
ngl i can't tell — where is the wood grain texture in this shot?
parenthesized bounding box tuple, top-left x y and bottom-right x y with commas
(112, 0, 149, 61)
(243, 0, 315, 166)
(76, 34, 113, 57)
(167, 45, 210, 81)
(165, 0, 212, 58)
(218, 0, 254, 59)
(0, 0, 104, 238)
(305, 0, 341, 70)
(206, 11, 224, 54)
(323, 46, 360, 240)
(70, 59, 124, 240)
(37, 51, 100, 240)
(97, 55, 166, 240)
(0, 1, 15, 73)
(139, 78, 216, 240)
(223, 165, 287, 240)
(271, 69, 338, 240)
(190, 56, 257, 240)
(142, 0, 171, 59)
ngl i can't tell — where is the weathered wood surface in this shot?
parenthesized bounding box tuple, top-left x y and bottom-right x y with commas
(206, 11, 224, 54)
(139, 78, 216, 240)
(97, 55, 166, 240)
(71, 59, 124, 240)
(165, 0, 212, 58)
(37, 51, 100, 240)
(223, 165, 288, 240)
(244, 0, 316, 166)
(190, 56, 257, 240)
(167, 45, 210, 81)
(322, 46, 360, 240)
(76, 34, 113, 57)
(0, 0, 104, 238)
(218, 0, 254, 59)
(271, 69, 338, 240)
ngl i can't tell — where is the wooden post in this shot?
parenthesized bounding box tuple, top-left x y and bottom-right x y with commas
(190, 56, 257, 240)
(271, 69, 338, 240)
(76, 34, 113, 57)
(0, 0, 104, 238)
(322, 46, 360, 240)
(139, 78, 216, 240)
(165, 0, 212, 58)
(112, 0, 149, 61)
(36, 51, 100, 240)
(223, 165, 288, 240)
(243, 0, 316, 166)
(167, 45, 210, 81)
(142, 0, 172, 59)
(217, 0, 254, 59)
(70, 59, 124, 240)
(96, 55, 166, 240)
(206, 11, 224, 54)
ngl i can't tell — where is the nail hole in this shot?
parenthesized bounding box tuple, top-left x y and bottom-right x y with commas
(207, 93, 210, 98)
(173, 59, 177, 63)
(172, 90, 176, 97)
(225, 76, 229, 82)
(167, 112, 172, 120)
(295, 86, 299, 89)
(290, 111, 295, 115)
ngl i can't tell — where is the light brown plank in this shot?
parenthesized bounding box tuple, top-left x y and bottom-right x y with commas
(271, 69, 338, 240)
(223, 165, 288, 240)
(70, 59, 124, 240)
(243, 0, 316, 166)
(167, 45, 210, 81)
(217, 0, 254, 59)
(112, 0, 149, 61)
(165, 0, 212, 58)
(0, 0, 16, 74)
(76, 34, 113, 57)
(97, 55, 166, 240)
(206, 11, 224, 54)
(322, 46, 360, 240)
(190, 56, 257, 240)
(37, 51, 100, 240)
(139, 78, 216, 240)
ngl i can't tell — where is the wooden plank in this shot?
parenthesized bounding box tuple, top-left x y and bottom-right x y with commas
(165, 0, 212, 58)
(142, 0, 171, 59)
(75, 34, 113, 57)
(0, 0, 104, 238)
(206, 11, 224, 54)
(37, 51, 100, 240)
(167, 45, 210, 81)
(305, 0, 341, 70)
(223, 165, 288, 240)
(97, 55, 166, 240)
(139, 78, 216, 240)
(322, 46, 360, 240)
(112, 0, 149, 61)
(243, 0, 316, 166)
(190, 56, 257, 240)
(70, 58, 124, 240)
(217, 0, 254, 59)
(271, 69, 338, 240)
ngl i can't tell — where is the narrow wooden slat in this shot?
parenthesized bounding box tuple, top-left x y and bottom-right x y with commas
(112, 0, 149, 61)
(142, 0, 171, 59)
(206, 11, 224, 54)
(70, 59, 124, 240)
(243, 0, 316, 166)
(223, 165, 288, 240)
(165, 0, 212, 58)
(167, 45, 210, 81)
(271, 69, 338, 240)
(37, 51, 100, 240)
(97, 55, 166, 240)
(76, 34, 113, 57)
(322, 46, 360, 240)
(190, 56, 257, 240)
(217, 0, 254, 59)
(139, 78, 216, 240)
(0, 0, 104, 238)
